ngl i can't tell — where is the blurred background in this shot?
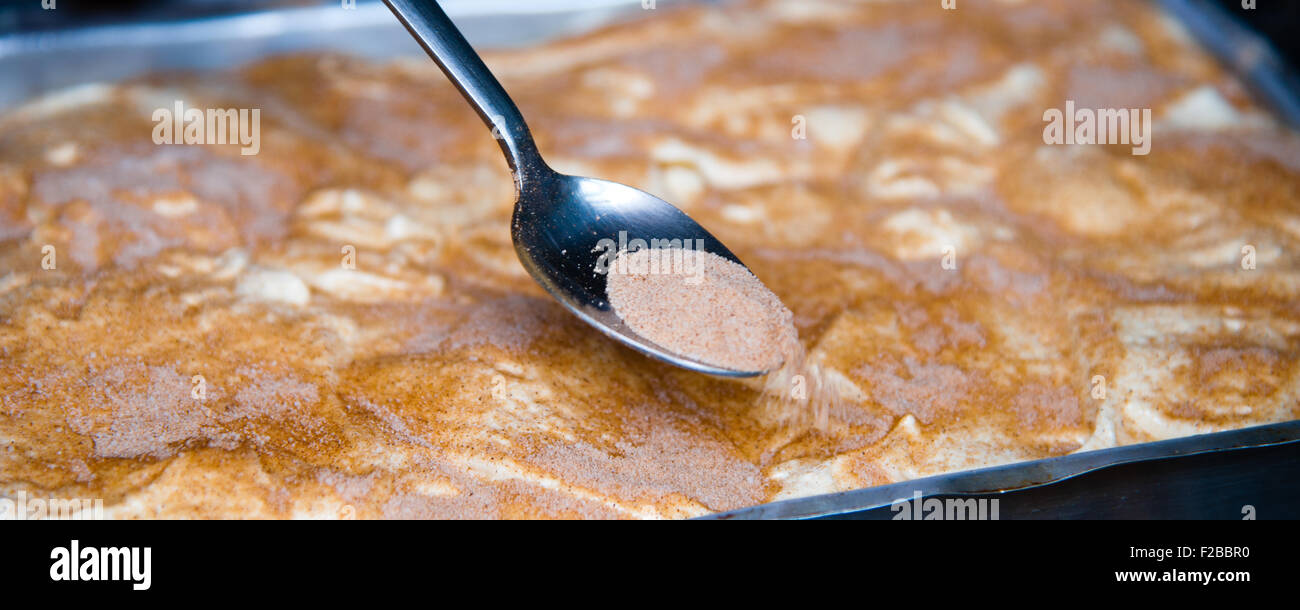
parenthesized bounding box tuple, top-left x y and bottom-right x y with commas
(0, 0, 1296, 114)
(0, 0, 686, 108)
(1, 1, 1295, 61)
(0, 0, 1296, 64)
(0, 0, 677, 32)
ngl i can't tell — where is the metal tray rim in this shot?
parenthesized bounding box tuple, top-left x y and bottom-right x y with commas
(705, 420, 1300, 519)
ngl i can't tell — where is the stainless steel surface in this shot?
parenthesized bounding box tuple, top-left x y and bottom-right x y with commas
(0, 0, 665, 109)
(707, 420, 1300, 519)
(1, 0, 1296, 514)
(385, 0, 766, 377)
(1159, 0, 1300, 129)
(821, 438, 1300, 519)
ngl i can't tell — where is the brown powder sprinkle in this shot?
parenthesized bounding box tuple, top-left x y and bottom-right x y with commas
(604, 247, 848, 434)
(606, 248, 799, 373)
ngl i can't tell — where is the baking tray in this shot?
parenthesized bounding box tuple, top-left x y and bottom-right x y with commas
(1, 0, 1297, 519)
(1157, 0, 1300, 129)
(709, 421, 1300, 519)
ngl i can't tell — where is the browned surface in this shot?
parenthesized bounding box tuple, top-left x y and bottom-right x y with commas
(1, 0, 1298, 518)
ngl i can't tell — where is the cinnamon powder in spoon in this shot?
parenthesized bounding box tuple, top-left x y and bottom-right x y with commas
(605, 247, 798, 373)
(606, 247, 845, 430)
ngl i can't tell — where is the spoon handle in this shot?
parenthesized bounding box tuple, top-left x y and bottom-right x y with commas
(383, 0, 545, 187)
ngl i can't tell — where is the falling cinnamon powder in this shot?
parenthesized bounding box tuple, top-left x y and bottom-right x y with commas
(606, 248, 798, 373)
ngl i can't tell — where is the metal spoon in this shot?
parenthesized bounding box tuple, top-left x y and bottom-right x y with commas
(384, 0, 764, 377)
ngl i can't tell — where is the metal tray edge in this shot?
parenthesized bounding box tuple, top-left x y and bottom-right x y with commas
(704, 420, 1300, 520)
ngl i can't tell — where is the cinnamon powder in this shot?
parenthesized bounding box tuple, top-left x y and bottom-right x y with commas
(606, 247, 848, 431)
(605, 248, 798, 373)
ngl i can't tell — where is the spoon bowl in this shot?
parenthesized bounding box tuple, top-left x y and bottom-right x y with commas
(513, 169, 758, 376)
(385, 0, 766, 377)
